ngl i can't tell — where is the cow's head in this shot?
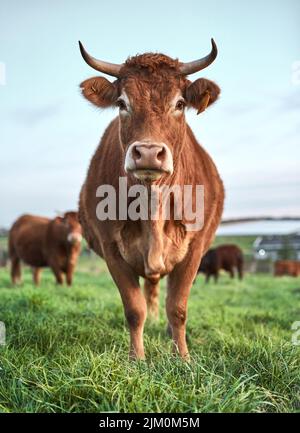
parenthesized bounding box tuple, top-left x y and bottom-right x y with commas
(55, 211, 83, 244)
(79, 40, 220, 182)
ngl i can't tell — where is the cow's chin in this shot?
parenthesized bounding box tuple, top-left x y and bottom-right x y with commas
(132, 169, 165, 182)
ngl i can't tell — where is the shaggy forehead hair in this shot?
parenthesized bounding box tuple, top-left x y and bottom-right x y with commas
(125, 53, 180, 71)
(118, 53, 187, 104)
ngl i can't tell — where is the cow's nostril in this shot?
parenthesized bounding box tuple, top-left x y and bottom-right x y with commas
(156, 147, 166, 162)
(133, 145, 142, 160)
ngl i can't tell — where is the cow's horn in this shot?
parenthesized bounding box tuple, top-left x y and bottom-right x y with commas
(179, 39, 218, 75)
(79, 41, 123, 77)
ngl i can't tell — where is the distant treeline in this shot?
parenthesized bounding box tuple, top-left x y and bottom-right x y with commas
(0, 228, 8, 237)
(221, 216, 300, 225)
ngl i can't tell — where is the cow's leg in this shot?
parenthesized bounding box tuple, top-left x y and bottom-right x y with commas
(214, 272, 219, 283)
(105, 249, 147, 360)
(11, 256, 21, 284)
(229, 267, 234, 279)
(166, 249, 200, 360)
(144, 278, 160, 320)
(237, 259, 243, 280)
(66, 262, 75, 286)
(32, 267, 42, 286)
(50, 262, 64, 285)
(205, 273, 210, 283)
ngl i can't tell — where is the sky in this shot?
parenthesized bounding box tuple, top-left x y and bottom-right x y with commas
(0, 0, 299, 227)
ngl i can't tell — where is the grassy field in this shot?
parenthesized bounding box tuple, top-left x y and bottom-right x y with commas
(0, 255, 300, 413)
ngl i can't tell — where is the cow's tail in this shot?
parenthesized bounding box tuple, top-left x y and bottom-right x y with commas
(237, 251, 244, 280)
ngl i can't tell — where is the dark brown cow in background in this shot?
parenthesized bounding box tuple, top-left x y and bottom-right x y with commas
(274, 260, 300, 277)
(78, 39, 224, 360)
(9, 212, 82, 286)
(197, 244, 244, 282)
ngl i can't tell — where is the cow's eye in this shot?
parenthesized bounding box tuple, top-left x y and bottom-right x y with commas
(175, 100, 186, 111)
(116, 99, 127, 111)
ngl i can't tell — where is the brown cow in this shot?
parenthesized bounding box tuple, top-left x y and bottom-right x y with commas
(274, 260, 300, 277)
(9, 212, 82, 286)
(78, 40, 224, 360)
(197, 244, 244, 282)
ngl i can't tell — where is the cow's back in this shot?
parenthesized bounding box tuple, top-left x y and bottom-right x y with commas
(9, 214, 50, 267)
(216, 244, 243, 269)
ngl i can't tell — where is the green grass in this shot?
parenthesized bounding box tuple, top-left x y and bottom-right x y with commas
(0, 258, 300, 413)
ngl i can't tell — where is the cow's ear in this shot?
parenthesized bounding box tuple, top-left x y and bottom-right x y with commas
(54, 216, 63, 224)
(185, 78, 220, 114)
(80, 76, 118, 108)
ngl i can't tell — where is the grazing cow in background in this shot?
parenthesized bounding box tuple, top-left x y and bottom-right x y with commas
(274, 260, 300, 277)
(78, 39, 224, 360)
(9, 212, 82, 286)
(197, 244, 244, 282)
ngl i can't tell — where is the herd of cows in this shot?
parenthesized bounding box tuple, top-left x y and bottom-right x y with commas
(3, 40, 299, 360)
(8, 215, 245, 286)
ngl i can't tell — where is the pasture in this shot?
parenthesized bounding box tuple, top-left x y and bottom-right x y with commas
(0, 253, 300, 413)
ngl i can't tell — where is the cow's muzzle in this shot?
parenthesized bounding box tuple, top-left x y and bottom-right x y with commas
(125, 141, 173, 181)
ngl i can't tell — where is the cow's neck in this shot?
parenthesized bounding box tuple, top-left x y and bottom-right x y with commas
(141, 218, 165, 277)
(118, 133, 197, 276)
(132, 139, 190, 277)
